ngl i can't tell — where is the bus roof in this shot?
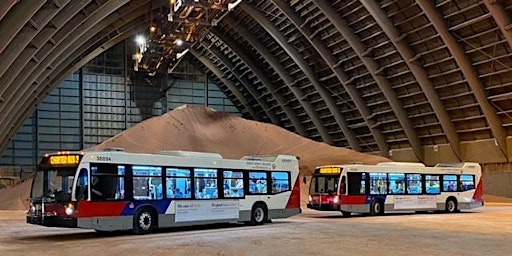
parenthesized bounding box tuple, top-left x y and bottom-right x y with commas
(156, 150, 223, 159)
(376, 162, 426, 167)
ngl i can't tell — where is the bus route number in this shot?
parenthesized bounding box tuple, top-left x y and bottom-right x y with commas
(96, 156, 112, 162)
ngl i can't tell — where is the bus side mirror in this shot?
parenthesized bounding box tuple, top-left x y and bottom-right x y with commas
(302, 176, 306, 184)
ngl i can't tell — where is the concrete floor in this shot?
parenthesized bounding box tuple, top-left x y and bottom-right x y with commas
(1, 204, 512, 256)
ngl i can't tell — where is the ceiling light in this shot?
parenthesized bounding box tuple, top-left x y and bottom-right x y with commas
(135, 35, 146, 46)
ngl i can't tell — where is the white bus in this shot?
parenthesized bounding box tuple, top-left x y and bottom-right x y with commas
(308, 162, 483, 216)
(27, 150, 301, 234)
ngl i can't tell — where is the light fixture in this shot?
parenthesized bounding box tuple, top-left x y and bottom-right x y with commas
(135, 35, 146, 46)
(176, 38, 184, 46)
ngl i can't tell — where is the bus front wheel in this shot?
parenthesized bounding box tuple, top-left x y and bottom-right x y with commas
(445, 198, 458, 213)
(250, 203, 268, 225)
(133, 207, 157, 235)
(341, 210, 351, 217)
(370, 199, 384, 216)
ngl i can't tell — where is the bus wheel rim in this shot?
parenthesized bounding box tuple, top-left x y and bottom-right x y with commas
(139, 212, 151, 230)
(448, 201, 455, 212)
(254, 208, 263, 222)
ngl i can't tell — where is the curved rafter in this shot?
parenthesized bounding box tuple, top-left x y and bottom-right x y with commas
(0, 1, 45, 54)
(0, 0, 512, 164)
(241, 2, 358, 148)
(197, 40, 280, 124)
(0, 0, 92, 98)
(361, 0, 461, 160)
(483, 0, 512, 54)
(223, 16, 325, 141)
(0, 0, 74, 80)
(417, 0, 508, 160)
(271, 0, 388, 156)
(314, 0, 423, 161)
(190, 49, 258, 118)
(0, 0, 132, 150)
(207, 29, 308, 136)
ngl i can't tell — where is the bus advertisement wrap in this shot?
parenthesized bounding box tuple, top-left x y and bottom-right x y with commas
(393, 195, 437, 210)
(175, 200, 239, 222)
(27, 150, 300, 234)
(308, 162, 483, 216)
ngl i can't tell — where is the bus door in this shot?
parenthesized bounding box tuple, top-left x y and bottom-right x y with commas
(339, 175, 346, 195)
(74, 168, 89, 201)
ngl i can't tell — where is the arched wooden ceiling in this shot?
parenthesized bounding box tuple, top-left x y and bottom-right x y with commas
(1, 0, 512, 163)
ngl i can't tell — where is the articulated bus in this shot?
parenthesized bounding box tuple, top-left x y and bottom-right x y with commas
(27, 150, 301, 234)
(307, 162, 483, 216)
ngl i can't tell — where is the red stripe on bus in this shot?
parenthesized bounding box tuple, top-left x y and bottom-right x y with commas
(286, 177, 301, 209)
(473, 177, 484, 202)
(340, 195, 366, 204)
(75, 201, 127, 217)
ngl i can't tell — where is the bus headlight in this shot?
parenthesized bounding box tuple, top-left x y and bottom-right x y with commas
(333, 196, 339, 204)
(65, 203, 75, 216)
(308, 195, 312, 202)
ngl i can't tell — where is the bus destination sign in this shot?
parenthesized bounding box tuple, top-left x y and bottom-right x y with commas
(49, 155, 80, 166)
(318, 167, 341, 174)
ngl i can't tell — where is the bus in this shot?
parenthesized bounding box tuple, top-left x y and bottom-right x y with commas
(307, 162, 483, 216)
(306, 166, 342, 211)
(26, 150, 301, 234)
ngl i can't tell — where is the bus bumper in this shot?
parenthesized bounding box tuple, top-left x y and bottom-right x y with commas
(307, 203, 340, 211)
(26, 215, 77, 228)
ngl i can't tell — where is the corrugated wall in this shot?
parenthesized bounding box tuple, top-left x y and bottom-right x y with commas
(0, 42, 240, 167)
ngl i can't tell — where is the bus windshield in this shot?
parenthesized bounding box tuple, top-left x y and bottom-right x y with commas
(309, 175, 339, 195)
(30, 168, 76, 202)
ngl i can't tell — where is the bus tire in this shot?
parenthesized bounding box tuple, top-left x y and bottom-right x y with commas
(341, 211, 351, 217)
(133, 207, 157, 235)
(445, 197, 458, 213)
(250, 203, 267, 225)
(370, 199, 384, 216)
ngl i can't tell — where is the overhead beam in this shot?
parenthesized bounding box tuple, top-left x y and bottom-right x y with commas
(207, 29, 308, 136)
(0, 0, 17, 21)
(224, 16, 325, 140)
(361, 0, 461, 160)
(199, 40, 280, 124)
(192, 49, 259, 118)
(0, 0, 74, 80)
(272, 0, 388, 155)
(241, 2, 358, 148)
(417, 0, 508, 160)
(0, 1, 45, 54)
(314, 0, 423, 161)
(483, 0, 512, 54)
(0, 0, 131, 151)
(0, 0, 91, 98)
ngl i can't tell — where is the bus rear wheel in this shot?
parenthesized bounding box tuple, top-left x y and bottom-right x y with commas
(250, 203, 267, 225)
(133, 207, 157, 235)
(445, 198, 458, 213)
(370, 199, 384, 216)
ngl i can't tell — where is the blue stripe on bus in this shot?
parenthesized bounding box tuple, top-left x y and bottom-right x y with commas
(365, 195, 387, 204)
(120, 200, 172, 215)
